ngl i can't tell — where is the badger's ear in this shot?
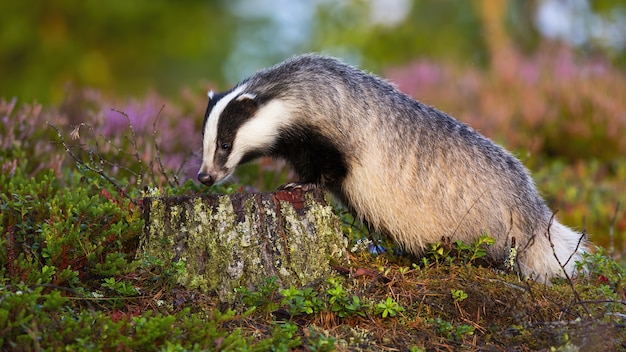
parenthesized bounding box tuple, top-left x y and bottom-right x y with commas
(236, 93, 257, 102)
(235, 93, 259, 113)
(207, 90, 215, 99)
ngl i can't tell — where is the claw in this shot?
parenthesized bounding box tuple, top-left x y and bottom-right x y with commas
(277, 182, 319, 192)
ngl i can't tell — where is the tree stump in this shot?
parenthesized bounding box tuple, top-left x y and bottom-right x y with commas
(138, 188, 349, 302)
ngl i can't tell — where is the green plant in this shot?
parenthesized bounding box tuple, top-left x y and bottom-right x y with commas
(428, 318, 475, 341)
(280, 286, 324, 316)
(101, 277, 139, 297)
(1, 163, 143, 287)
(0, 285, 62, 349)
(325, 277, 366, 318)
(579, 248, 625, 305)
(427, 241, 451, 265)
(422, 235, 496, 268)
(451, 289, 468, 303)
(455, 234, 496, 265)
(452, 324, 475, 340)
(93, 252, 133, 277)
(238, 276, 280, 313)
(304, 326, 336, 352)
(263, 321, 302, 351)
(430, 317, 453, 337)
(374, 297, 405, 318)
(397, 266, 411, 275)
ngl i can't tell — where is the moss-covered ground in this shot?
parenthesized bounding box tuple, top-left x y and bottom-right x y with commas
(2, 140, 624, 350)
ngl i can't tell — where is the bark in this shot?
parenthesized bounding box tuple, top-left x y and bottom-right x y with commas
(138, 188, 349, 302)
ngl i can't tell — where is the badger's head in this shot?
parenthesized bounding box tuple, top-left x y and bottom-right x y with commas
(197, 84, 293, 186)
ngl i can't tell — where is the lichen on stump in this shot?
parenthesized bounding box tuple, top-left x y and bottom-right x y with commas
(138, 188, 349, 302)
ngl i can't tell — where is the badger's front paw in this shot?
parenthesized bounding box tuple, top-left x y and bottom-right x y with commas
(277, 182, 319, 192)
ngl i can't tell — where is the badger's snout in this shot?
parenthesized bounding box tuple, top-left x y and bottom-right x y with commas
(197, 172, 215, 186)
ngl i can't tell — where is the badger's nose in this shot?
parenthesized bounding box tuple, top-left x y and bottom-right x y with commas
(197, 172, 215, 186)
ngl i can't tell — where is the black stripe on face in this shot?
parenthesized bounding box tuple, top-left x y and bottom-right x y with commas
(214, 96, 260, 166)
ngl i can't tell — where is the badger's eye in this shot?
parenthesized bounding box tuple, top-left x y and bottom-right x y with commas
(220, 142, 232, 151)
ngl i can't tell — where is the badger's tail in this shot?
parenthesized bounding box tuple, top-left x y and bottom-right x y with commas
(518, 220, 588, 282)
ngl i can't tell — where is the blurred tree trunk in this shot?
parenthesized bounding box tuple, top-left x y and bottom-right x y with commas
(476, 0, 516, 76)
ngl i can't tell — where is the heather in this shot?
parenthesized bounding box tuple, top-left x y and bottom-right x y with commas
(387, 45, 626, 162)
(2, 46, 626, 350)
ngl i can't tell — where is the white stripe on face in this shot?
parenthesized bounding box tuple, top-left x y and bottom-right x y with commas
(225, 99, 293, 170)
(200, 84, 248, 175)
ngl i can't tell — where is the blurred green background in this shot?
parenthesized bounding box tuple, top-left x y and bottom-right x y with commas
(1, 0, 624, 103)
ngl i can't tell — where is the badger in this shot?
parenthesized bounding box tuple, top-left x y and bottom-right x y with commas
(197, 53, 587, 281)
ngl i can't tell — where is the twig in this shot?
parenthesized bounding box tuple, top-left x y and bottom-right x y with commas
(152, 105, 178, 188)
(570, 299, 626, 307)
(609, 201, 621, 258)
(111, 108, 145, 187)
(47, 122, 136, 205)
(563, 229, 587, 269)
(546, 213, 591, 318)
(451, 188, 489, 237)
(522, 277, 547, 322)
(79, 121, 143, 182)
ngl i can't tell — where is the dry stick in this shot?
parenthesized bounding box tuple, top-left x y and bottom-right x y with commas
(516, 217, 543, 262)
(571, 299, 626, 307)
(47, 122, 136, 206)
(111, 109, 145, 187)
(549, 209, 587, 271)
(521, 276, 547, 323)
(87, 137, 140, 188)
(563, 230, 587, 270)
(87, 109, 164, 190)
(80, 119, 142, 183)
(503, 210, 517, 272)
(609, 201, 621, 258)
(559, 296, 626, 323)
(60, 107, 183, 199)
(151, 105, 179, 188)
(521, 213, 588, 323)
(549, 209, 626, 323)
(514, 230, 538, 283)
(450, 188, 489, 238)
(546, 213, 591, 318)
(171, 159, 187, 187)
(39, 283, 95, 310)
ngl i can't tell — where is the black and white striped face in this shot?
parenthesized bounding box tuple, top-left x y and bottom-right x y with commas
(197, 84, 293, 186)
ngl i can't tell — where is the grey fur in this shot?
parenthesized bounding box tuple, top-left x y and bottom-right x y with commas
(198, 54, 588, 281)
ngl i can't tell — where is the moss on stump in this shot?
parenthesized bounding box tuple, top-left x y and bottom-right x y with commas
(138, 188, 349, 302)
